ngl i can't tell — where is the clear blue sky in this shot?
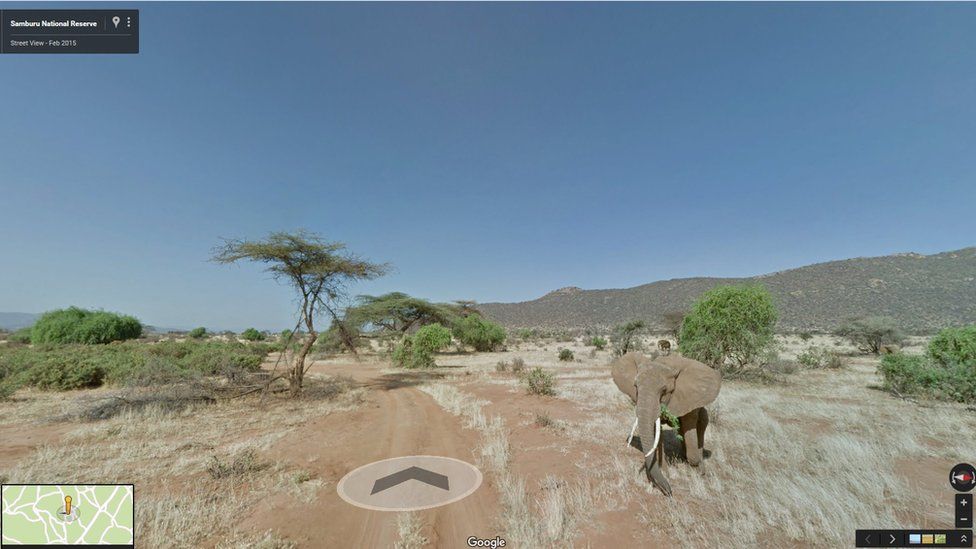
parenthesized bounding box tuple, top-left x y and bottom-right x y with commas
(1, 3, 974, 331)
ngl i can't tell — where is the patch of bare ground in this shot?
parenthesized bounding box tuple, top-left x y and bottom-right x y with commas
(238, 361, 499, 548)
(420, 383, 603, 548)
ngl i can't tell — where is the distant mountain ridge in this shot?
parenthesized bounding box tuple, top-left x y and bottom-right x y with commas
(480, 247, 976, 332)
(0, 313, 38, 331)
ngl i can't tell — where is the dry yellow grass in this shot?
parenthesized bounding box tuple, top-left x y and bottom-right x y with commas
(393, 512, 428, 549)
(2, 334, 968, 547)
(421, 382, 594, 548)
(456, 334, 972, 547)
(1, 375, 365, 547)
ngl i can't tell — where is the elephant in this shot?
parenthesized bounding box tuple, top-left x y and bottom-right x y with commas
(657, 339, 672, 354)
(611, 351, 721, 496)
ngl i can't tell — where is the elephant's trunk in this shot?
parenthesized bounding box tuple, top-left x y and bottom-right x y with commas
(636, 392, 672, 496)
(628, 415, 662, 456)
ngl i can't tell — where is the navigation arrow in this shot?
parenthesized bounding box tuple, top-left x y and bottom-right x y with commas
(371, 466, 450, 495)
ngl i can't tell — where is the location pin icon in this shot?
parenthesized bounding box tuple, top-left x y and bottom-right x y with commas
(112, 16, 121, 29)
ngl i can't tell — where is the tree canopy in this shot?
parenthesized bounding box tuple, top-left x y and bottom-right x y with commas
(344, 292, 457, 336)
(679, 284, 777, 368)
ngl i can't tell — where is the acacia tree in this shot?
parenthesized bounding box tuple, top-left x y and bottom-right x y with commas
(834, 316, 905, 355)
(213, 231, 388, 397)
(611, 320, 646, 357)
(452, 300, 482, 318)
(344, 292, 456, 336)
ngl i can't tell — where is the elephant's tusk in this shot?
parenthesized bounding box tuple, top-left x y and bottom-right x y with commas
(627, 417, 639, 446)
(644, 416, 662, 458)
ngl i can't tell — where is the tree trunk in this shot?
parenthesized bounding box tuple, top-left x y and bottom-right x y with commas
(289, 332, 318, 397)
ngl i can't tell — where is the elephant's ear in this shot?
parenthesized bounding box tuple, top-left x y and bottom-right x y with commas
(663, 356, 722, 417)
(610, 352, 642, 404)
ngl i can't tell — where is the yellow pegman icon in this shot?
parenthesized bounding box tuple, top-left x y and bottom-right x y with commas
(64, 496, 72, 515)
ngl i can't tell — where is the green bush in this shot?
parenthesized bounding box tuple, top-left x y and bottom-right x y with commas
(188, 327, 207, 339)
(834, 316, 905, 355)
(393, 323, 453, 369)
(0, 378, 18, 400)
(241, 328, 265, 341)
(452, 315, 506, 352)
(797, 346, 843, 369)
(679, 285, 777, 368)
(0, 340, 269, 392)
(879, 354, 947, 396)
(9, 328, 32, 344)
(928, 325, 976, 367)
(879, 351, 975, 404)
(4, 346, 113, 390)
(798, 332, 813, 341)
(558, 348, 574, 361)
(31, 307, 142, 345)
(523, 367, 555, 396)
(588, 336, 607, 350)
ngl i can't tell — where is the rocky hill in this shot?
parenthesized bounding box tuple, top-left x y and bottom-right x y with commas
(480, 248, 976, 333)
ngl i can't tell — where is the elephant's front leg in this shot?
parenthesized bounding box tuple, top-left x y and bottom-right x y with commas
(696, 407, 709, 455)
(679, 409, 703, 467)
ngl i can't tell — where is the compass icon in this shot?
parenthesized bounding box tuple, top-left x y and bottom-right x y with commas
(950, 463, 975, 492)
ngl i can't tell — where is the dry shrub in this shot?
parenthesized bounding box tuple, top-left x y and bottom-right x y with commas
(206, 448, 269, 480)
(524, 368, 556, 396)
(511, 357, 526, 374)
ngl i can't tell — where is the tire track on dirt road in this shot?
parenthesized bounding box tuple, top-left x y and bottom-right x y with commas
(244, 362, 499, 547)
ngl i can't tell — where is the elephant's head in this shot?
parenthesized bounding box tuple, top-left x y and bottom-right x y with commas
(611, 352, 721, 496)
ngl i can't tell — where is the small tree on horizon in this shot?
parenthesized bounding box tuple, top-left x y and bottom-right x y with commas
(241, 328, 265, 341)
(212, 230, 388, 397)
(452, 314, 506, 352)
(835, 316, 905, 355)
(611, 320, 646, 357)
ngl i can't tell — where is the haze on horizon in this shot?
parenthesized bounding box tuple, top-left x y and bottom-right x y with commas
(1, 3, 974, 331)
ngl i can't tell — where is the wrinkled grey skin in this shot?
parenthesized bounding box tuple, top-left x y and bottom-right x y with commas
(611, 352, 721, 496)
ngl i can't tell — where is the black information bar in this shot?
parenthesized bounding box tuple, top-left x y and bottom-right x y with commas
(1, 10, 139, 54)
(856, 529, 972, 548)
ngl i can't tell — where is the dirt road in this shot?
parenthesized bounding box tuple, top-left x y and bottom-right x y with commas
(243, 360, 500, 547)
